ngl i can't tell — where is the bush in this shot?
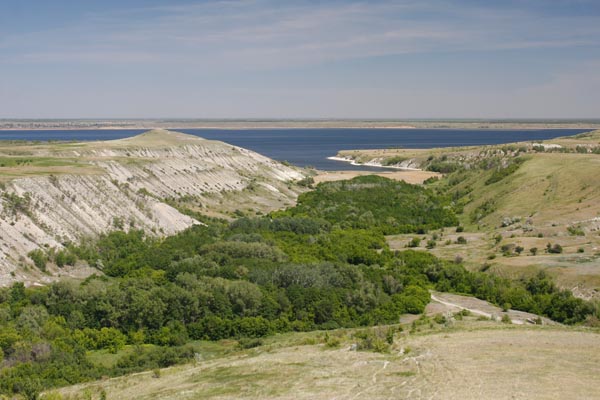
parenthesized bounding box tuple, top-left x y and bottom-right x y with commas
(485, 158, 524, 185)
(546, 243, 563, 254)
(501, 244, 515, 256)
(567, 226, 585, 236)
(427, 161, 462, 174)
(455, 236, 467, 244)
(27, 250, 47, 271)
(353, 329, 390, 353)
(237, 338, 263, 349)
(515, 246, 524, 254)
(385, 327, 395, 345)
(407, 237, 421, 248)
(382, 156, 407, 166)
(296, 176, 315, 187)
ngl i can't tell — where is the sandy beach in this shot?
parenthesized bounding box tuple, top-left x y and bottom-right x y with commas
(314, 169, 441, 184)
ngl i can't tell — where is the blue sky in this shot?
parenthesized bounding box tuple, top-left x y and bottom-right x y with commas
(1, 0, 599, 119)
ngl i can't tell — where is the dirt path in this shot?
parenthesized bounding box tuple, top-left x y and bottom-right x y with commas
(428, 291, 555, 325)
(430, 293, 493, 319)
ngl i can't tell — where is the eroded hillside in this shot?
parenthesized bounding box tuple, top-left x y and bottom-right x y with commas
(0, 129, 308, 285)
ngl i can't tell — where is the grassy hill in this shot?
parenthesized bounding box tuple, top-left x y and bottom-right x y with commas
(339, 131, 600, 299)
(50, 317, 600, 400)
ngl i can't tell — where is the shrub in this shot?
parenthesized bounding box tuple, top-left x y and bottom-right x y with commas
(470, 199, 497, 222)
(455, 236, 467, 244)
(382, 156, 407, 166)
(353, 327, 396, 353)
(515, 246, 524, 254)
(296, 176, 315, 187)
(546, 243, 563, 254)
(493, 234, 503, 244)
(27, 249, 47, 271)
(385, 327, 395, 345)
(325, 336, 341, 348)
(408, 237, 421, 248)
(529, 247, 538, 256)
(567, 226, 585, 236)
(427, 161, 462, 173)
(237, 338, 263, 349)
(485, 158, 524, 185)
(501, 244, 515, 256)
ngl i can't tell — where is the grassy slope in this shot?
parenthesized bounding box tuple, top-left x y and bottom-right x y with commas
(52, 319, 600, 400)
(455, 153, 600, 229)
(437, 138, 600, 297)
(344, 131, 600, 298)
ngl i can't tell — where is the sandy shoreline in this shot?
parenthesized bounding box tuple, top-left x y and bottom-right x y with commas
(314, 169, 440, 184)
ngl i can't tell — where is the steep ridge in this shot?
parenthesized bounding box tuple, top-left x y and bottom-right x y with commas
(0, 129, 307, 285)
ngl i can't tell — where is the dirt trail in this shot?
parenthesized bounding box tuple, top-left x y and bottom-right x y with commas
(428, 291, 555, 325)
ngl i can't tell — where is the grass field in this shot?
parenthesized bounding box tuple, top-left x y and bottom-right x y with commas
(51, 317, 600, 400)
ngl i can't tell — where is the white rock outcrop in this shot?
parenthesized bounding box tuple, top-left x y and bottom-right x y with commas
(0, 130, 306, 285)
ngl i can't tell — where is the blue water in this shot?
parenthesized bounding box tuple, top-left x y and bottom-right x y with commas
(0, 128, 588, 170)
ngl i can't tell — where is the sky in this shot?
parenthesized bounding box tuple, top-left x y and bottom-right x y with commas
(1, 0, 599, 119)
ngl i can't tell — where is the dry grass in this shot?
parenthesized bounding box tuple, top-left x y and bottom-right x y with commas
(53, 320, 600, 400)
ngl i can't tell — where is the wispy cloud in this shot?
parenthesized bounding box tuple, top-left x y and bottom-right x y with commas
(1, 0, 599, 118)
(2, 0, 599, 69)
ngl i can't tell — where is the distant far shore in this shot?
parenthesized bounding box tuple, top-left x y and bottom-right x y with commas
(1, 119, 600, 131)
